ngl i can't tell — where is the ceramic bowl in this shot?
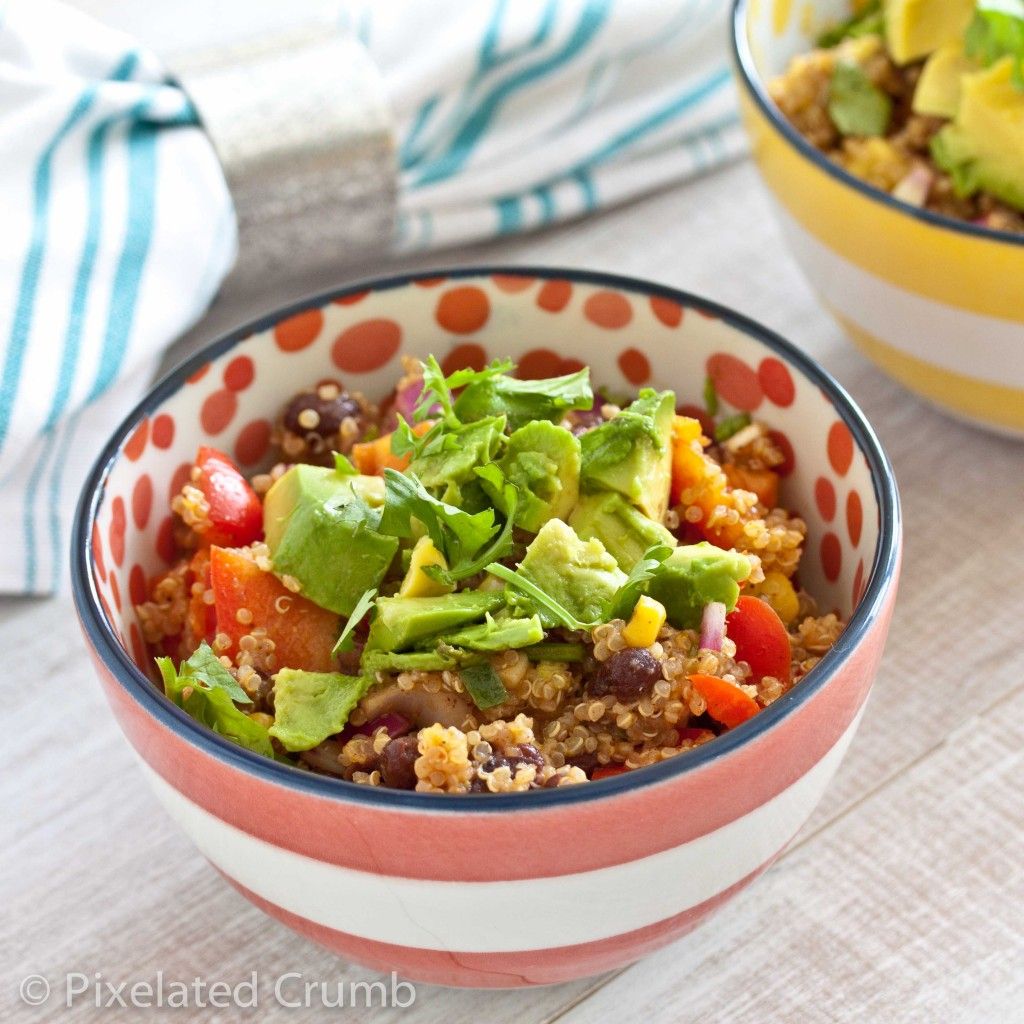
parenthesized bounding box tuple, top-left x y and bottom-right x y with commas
(72, 268, 900, 987)
(732, 0, 1024, 437)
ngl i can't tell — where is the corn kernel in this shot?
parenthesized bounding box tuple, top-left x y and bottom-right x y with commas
(623, 595, 667, 648)
(752, 570, 799, 625)
(399, 536, 453, 597)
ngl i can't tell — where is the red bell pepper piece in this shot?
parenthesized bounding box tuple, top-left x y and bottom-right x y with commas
(591, 765, 629, 781)
(688, 673, 760, 729)
(725, 595, 792, 684)
(194, 446, 263, 547)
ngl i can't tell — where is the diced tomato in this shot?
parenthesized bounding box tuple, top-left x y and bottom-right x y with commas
(209, 546, 340, 672)
(591, 765, 629, 781)
(194, 446, 263, 547)
(723, 463, 780, 510)
(688, 673, 761, 729)
(725, 595, 792, 684)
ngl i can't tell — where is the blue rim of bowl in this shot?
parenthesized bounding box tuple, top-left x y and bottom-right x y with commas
(731, 0, 1024, 250)
(71, 265, 901, 815)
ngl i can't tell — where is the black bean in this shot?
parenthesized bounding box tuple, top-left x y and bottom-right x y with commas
(379, 735, 420, 790)
(587, 648, 662, 703)
(282, 389, 362, 439)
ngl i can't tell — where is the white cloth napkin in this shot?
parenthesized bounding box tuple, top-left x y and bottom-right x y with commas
(0, 0, 744, 593)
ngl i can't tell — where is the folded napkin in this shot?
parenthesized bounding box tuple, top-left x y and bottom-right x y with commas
(0, 0, 744, 593)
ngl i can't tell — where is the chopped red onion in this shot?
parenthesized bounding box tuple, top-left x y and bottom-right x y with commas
(892, 165, 934, 208)
(352, 713, 412, 739)
(700, 601, 726, 652)
(393, 378, 424, 421)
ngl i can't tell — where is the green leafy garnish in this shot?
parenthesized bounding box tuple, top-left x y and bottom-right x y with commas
(715, 412, 752, 442)
(156, 647, 275, 758)
(460, 662, 509, 710)
(439, 613, 544, 651)
(816, 0, 882, 47)
(414, 356, 515, 425)
(332, 451, 358, 477)
(332, 587, 377, 657)
(523, 642, 586, 662)
(608, 543, 675, 620)
(363, 649, 460, 674)
(269, 670, 372, 751)
(454, 367, 593, 432)
(484, 561, 597, 633)
(408, 416, 506, 495)
(703, 376, 719, 416)
(828, 62, 892, 136)
(930, 129, 981, 196)
(966, 0, 1024, 89)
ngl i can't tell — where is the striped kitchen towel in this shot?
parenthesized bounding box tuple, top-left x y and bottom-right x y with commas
(1, 0, 744, 593)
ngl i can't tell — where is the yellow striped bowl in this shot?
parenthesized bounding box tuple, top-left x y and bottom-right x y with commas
(732, 0, 1024, 437)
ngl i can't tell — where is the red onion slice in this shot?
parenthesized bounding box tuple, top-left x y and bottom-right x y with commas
(394, 378, 424, 421)
(700, 601, 726, 652)
(892, 165, 934, 208)
(352, 712, 412, 739)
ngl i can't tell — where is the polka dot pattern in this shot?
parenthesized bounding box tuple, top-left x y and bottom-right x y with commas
(224, 355, 255, 392)
(156, 516, 176, 565)
(846, 490, 863, 547)
(201, 389, 237, 435)
(814, 477, 836, 521)
(436, 287, 490, 334)
(536, 279, 572, 312)
(129, 563, 147, 608)
(584, 291, 632, 329)
(706, 354, 763, 412)
(758, 358, 795, 407)
(124, 419, 148, 461)
(332, 319, 402, 373)
(492, 275, 534, 293)
(821, 532, 842, 583)
(274, 309, 323, 352)
(132, 474, 153, 530)
(333, 291, 368, 306)
(618, 348, 651, 385)
(650, 296, 683, 328)
(151, 414, 175, 449)
(442, 344, 487, 375)
(235, 419, 272, 467)
(828, 421, 854, 476)
(109, 497, 126, 568)
(517, 349, 585, 380)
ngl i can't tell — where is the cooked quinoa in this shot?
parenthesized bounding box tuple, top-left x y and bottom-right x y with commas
(769, 2, 1024, 233)
(139, 357, 845, 795)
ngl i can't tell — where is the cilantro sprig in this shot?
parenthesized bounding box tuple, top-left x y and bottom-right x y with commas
(966, 0, 1024, 90)
(331, 587, 377, 657)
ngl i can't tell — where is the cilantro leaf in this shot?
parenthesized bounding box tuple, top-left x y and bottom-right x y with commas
(703, 376, 719, 416)
(414, 356, 457, 424)
(332, 451, 358, 477)
(715, 412, 752, 442)
(966, 1, 1024, 89)
(426, 481, 518, 584)
(177, 641, 250, 704)
(608, 543, 675, 620)
(828, 62, 892, 136)
(331, 587, 377, 657)
(454, 367, 593, 431)
(460, 662, 509, 711)
(484, 562, 597, 633)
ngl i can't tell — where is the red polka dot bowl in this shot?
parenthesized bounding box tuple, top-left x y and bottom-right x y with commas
(72, 268, 901, 988)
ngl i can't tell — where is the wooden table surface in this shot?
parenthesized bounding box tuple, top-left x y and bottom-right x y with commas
(5, 159, 1024, 1023)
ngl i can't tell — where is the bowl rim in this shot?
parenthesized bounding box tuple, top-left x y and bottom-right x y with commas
(730, 0, 1024, 251)
(71, 265, 902, 815)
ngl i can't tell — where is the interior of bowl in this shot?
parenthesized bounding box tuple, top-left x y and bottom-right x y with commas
(743, 0, 850, 78)
(80, 269, 885, 693)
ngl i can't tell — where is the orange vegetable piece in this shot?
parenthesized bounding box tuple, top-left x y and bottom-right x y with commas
(688, 673, 761, 729)
(185, 548, 215, 648)
(726, 595, 792, 684)
(209, 546, 340, 673)
(723, 463, 780, 510)
(351, 421, 433, 476)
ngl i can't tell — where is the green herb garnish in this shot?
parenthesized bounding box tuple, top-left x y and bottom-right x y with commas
(608, 543, 676, 620)
(703, 376, 719, 416)
(484, 562, 597, 633)
(331, 587, 377, 657)
(966, 0, 1024, 90)
(332, 451, 358, 477)
(460, 662, 509, 710)
(817, 0, 883, 47)
(523, 642, 586, 662)
(715, 412, 752, 443)
(828, 62, 892, 136)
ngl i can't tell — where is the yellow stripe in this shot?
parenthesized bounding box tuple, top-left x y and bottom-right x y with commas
(738, 92, 1024, 323)
(831, 309, 1024, 434)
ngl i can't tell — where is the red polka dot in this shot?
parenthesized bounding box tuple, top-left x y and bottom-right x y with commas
(109, 571, 122, 613)
(492, 275, 534, 293)
(333, 290, 368, 305)
(169, 461, 191, 503)
(583, 291, 632, 329)
(436, 287, 490, 334)
(98, 592, 114, 627)
(151, 414, 175, 449)
(828, 421, 854, 476)
(332, 319, 402, 373)
(201, 389, 237, 435)
(814, 477, 836, 521)
(852, 558, 866, 608)
(516, 349, 582, 380)
(821, 532, 842, 583)
(92, 523, 107, 583)
(187, 363, 210, 384)
(414, 276, 446, 288)
(618, 348, 651, 385)
(442, 344, 488, 376)
(223, 355, 254, 392)
(706, 354, 763, 411)
(124, 419, 148, 461)
(536, 279, 572, 312)
(847, 490, 863, 547)
(695, 308, 718, 320)
(109, 497, 126, 568)
(274, 309, 323, 352)
(130, 623, 146, 670)
(156, 515, 177, 564)
(132, 474, 153, 530)
(767, 430, 795, 477)
(235, 419, 272, 466)
(650, 296, 683, 328)
(758, 358, 795, 407)
(129, 563, 148, 608)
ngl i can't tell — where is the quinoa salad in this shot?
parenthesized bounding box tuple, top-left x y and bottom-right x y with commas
(770, 0, 1024, 233)
(136, 358, 844, 795)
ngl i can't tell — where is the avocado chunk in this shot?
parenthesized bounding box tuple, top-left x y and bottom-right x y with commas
(913, 40, 975, 117)
(931, 58, 1024, 211)
(263, 464, 399, 616)
(580, 388, 675, 522)
(518, 519, 626, 626)
(884, 0, 974, 65)
(408, 416, 505, 500)
(645, 543, 753, 630)
(437, 614, 544, 651)
(268, 669, 371, 752)
(366, 591, 507, 652)
(569, 492, 677, 572)
(399, 536, 454, 598)
(362, 649, 459, 674)
(484, 421, 581, 533)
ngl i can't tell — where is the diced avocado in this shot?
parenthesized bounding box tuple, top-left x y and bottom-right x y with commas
(913, 40, 976, 117)
(438, 614, 544, 651)
(268, 669, 371, 752)
(485, 421, 581, 533)
(263, 464, 399, 616)
(645, 543, 752, 630)
(399, 536, 454, 598)
(408, 416, 505, 497)
(580, 389, 675, 522)
(884, 0, 974, 65)
(569, 492, 677, 572)
(931, 58, 1024, 210)
(366, 591, 507, 652)
(518, 519, 626, 626)
(362, 649, 459, 674)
